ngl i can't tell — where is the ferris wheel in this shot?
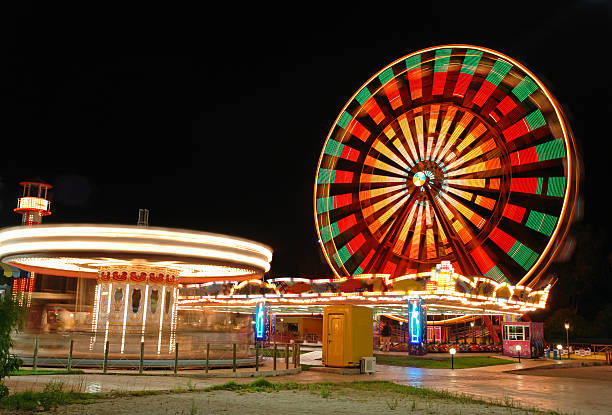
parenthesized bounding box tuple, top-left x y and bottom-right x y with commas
(314, 45, 579, 288)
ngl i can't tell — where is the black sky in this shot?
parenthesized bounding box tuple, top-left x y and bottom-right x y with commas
(1, 2, 610, 278)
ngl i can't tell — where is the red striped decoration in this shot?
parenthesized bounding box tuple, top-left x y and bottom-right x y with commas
(347, 233, 366, 254)
(340, 146, 360, 162)
(471, 246, 495, 274)
(363, 98, 385, 124)
(510, 147, 538, 166)
(472, 81, 496, 106)
(489, 227, 516, 252)
(407, 68, 422, 100)
(383, 79, 402, 110)
(453, 72, 472, 98)
(502, 203, 526, 222)
(510, 177, 538, 194)
(432, 71, 447, 95)
(337, 214, 357, 233)
(333, 193, 353, 209)
(502, 119, 530, 142)
(334, 171, 354, 183)
(346, 118, 370, 141)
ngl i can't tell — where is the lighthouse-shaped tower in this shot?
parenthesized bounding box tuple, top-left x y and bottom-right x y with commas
(14, 181, 52, 226)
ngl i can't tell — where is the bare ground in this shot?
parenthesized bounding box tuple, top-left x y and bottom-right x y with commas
(0, 387, 559, 415)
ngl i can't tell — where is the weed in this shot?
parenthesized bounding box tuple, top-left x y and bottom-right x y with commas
(250, 377, 273, 389)
(186, 378, 196, 391)
(320, 384, 331, 399)
(385, 395, 401, 410)
(171, 383, 184, 393)
(189, 398, 198, 415)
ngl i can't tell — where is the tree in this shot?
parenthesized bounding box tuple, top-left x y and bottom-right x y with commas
(0, 296, 25, 398)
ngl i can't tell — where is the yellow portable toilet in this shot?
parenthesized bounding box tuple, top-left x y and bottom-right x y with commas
(323, 305, 373, 367)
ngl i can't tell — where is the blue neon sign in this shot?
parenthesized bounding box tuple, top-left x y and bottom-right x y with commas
(409, 299, 421, 344)
(255, 302, 265, 340)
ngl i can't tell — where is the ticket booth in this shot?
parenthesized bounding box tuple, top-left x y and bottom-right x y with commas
(501, 321, 545, 359)
(323, 305, 373, 367)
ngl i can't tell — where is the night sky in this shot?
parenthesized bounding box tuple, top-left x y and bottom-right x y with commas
(1, 2, 610, 279)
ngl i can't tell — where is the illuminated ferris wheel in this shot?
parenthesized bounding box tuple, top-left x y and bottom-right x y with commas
(314, 45, 579, 288)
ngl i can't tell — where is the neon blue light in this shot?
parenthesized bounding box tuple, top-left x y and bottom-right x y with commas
(255, 303, 265, 340)
(409, 300, 421, 344)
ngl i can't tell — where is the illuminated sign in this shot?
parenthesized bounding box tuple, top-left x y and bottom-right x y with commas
(409, 299, 421, 344)
(255, 302, 265, 340)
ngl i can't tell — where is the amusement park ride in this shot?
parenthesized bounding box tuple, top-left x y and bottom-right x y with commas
(0, 45, 579, 364)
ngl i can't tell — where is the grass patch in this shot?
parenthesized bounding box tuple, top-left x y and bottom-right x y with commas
(9, 369, 85, 376)
(373, 354, 511, 369)
(0, 381, 101, 411)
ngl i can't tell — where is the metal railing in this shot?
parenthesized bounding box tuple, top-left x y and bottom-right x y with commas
(16, 337, 303, 374)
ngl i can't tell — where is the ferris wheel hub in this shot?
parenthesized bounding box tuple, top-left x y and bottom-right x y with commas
(412, 172, 427, 187)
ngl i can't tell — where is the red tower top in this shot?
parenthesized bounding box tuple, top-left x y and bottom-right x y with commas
(14, 181, 52, 226)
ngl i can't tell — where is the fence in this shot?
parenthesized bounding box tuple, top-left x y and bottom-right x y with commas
(16, 336, 303, 374)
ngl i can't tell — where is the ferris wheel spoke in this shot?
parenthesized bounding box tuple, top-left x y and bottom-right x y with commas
(365, 192, 410, 235)
(385, 125, 417, 166)
(366, 189, 420, 272)
(445, 138, 497, 171)
(425, 187, 479, 275)
(428, 104, 441, 136)
(435, 112, 474, 163)
(406, 203, 425, 259)
(364, 155, 407, 177)
(451, 123, 488, 159)
(435, 215, 449, 255)
(424, 203, 438, 259)
(361, 190, 406, 221)
(372, 139, 410, 170)
(446, 178, 487, 190)
(431, 106, 458, 162)
(444, 186, 497, 213)
(392, 200, 419, 255)
(440, 191, 486, 230)
(398, 113, 420, 162)
(360, 172, 407, 185)
(359, 184, 405, 203)
(414, 114, 425, 161)
(446, 158, 501, 178)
